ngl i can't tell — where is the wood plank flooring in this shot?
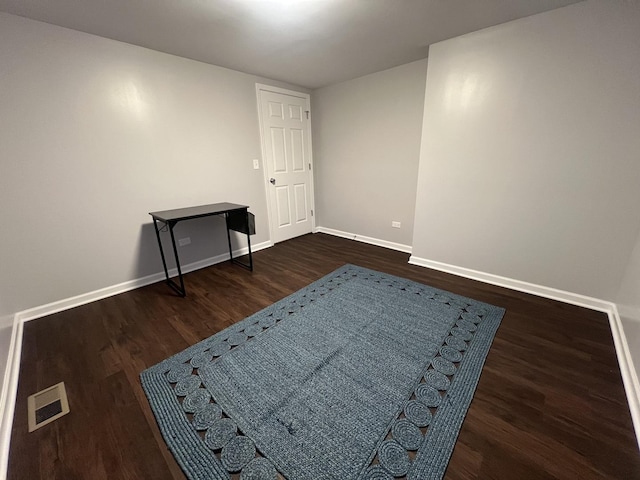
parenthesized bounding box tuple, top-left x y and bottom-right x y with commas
(8, 233, 640, 479)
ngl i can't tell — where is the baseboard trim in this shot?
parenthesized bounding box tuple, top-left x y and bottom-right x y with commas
(315, 227, 412, 254)
(0, 240, 272, 479)
(607, 305, 640, 450)
(408, 256, 612, 312)
(18, 241, 272, 323)
(408, 255, 640, 449)
(0, 315, 23, 480)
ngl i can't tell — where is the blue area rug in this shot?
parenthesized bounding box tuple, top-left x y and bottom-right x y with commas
(141, 265, 504, 480)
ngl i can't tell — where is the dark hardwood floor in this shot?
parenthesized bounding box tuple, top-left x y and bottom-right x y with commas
(8, 233, 640, 479)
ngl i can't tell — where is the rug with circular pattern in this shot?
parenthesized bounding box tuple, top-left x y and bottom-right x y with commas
(141, 264, 505, 480)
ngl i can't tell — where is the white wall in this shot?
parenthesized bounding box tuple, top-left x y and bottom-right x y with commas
(312, 60, 428, 248)
(618, 232, 640, 375)
(411, 0, 640, 300)
(0, 319, 12, 394)
(618, 234, 640, 321)
(0, 13, 305, 319)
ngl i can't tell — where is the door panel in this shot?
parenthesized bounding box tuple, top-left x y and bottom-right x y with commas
(270, 127, 287, 173)
(289, 104, 303, 120)
(268, 101, 284, 118)
(259, 88, 313, 243)
(291, 128, 305, 172)
(294, 183, 308, 223)
(275, 186, 291, 227)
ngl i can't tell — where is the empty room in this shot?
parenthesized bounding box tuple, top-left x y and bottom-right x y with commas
(1, 0, 639, 479)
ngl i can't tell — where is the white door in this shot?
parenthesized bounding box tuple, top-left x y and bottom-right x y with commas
(257, 86, 314, 244)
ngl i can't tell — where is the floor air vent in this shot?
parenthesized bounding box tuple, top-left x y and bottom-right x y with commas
(28, 382, 70, 432)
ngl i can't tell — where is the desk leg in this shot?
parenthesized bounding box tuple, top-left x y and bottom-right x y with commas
(247, 227, 253, 272)
(225, 211, 253, 271)
(246, 210, 253, 271)
(168, 222, 186, 296)
(152, 218, 170, 282)
(225, 214, 234, 264)
(153, 218, 186, 297)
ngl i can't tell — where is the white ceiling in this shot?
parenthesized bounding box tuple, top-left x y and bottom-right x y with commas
(0, 0, 583, 89)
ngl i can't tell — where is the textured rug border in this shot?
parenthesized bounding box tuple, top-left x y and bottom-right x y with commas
(141, 372, 226, 478)
(141, 264, 505, 480)
(411, 304, 503, 479)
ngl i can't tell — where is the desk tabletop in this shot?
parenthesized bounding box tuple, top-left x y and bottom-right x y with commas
(149, 202, 248, 222)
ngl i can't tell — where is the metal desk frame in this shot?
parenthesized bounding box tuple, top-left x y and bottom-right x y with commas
(149, 202, 253, 297)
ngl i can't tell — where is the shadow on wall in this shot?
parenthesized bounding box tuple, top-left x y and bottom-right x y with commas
(134, 222, 169, 281)
(133, 216, 247, 283)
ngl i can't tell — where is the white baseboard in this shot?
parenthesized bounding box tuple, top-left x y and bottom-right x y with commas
(607, 305, 640, 450)
(0, 315, 22, 480)
(408, 254, 640, 449)
(18, 241, 271, 323)
(408, 256, 613, 312)
(315, 227, 412, 254)
(0, 240, 272, 479)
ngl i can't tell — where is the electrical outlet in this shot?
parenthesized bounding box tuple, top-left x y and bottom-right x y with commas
(178, 237, 191, 246)
(253, 159, 260, 170)
(391, 221, 401, 229)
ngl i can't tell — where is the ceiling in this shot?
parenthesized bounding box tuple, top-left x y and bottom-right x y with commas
(0, 0, 583, 89)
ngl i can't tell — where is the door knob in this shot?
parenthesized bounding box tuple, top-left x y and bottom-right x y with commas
(269, 178, 276, 185)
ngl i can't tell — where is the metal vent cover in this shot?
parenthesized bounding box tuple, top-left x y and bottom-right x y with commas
(28, 382, 70, 432)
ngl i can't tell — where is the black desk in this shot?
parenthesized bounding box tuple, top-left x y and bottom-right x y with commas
(149, 202, 254, 296)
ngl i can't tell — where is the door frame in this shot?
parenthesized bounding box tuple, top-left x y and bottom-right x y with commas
(255, 83, 316, 244)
